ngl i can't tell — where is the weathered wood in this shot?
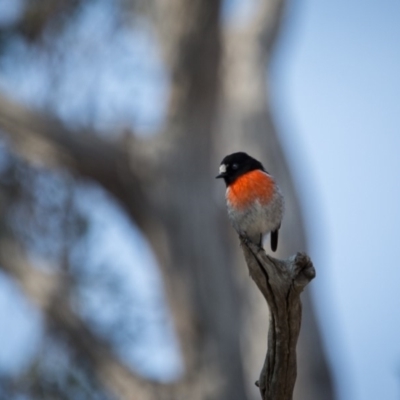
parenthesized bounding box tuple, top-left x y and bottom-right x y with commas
(240, 238, 315, 400)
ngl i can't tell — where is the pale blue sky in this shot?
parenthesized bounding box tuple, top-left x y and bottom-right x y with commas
(271, 1, 400, 399)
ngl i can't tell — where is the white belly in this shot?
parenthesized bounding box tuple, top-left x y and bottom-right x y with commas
(226, 189, 284, 244)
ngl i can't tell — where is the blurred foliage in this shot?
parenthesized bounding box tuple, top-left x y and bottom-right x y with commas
(0, 135, 176, 396)
(0, 0, 166, 134)
(1, 335, 111, 400)
(0, 1, 174, 396)
(13, 0, 84, 42)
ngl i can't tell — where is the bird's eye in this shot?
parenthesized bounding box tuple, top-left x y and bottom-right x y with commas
(232, 163, 239, 170)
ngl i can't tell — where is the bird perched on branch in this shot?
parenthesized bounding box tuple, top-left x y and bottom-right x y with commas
(216, 152, 284, 251)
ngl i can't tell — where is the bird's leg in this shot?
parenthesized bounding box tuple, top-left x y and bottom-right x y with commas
(258, 233, 263, 248)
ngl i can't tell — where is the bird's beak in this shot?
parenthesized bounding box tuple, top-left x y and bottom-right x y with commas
(216, 164, 226, 179)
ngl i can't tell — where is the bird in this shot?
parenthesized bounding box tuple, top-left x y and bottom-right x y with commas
(216, 152, 284, 251)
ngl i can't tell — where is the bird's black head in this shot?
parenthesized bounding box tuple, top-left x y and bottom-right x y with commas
(216, 152, 266, 186)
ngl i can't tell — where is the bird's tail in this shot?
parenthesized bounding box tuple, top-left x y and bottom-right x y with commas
(270, 229, 279, 252)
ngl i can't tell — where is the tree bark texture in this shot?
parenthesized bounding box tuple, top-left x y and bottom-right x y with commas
(240, 240, 315, 400)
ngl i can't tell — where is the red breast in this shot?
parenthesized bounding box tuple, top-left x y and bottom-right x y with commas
(227, 170, 275, 211)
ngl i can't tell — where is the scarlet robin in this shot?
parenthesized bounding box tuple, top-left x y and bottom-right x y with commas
(216, 152, 284, 251)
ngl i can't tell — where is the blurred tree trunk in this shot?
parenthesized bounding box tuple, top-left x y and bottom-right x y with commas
(0, 0, 334, 399)
(142, 2, 248, 399)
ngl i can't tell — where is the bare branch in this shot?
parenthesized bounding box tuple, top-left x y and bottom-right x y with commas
(240, 239, 315, 400)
